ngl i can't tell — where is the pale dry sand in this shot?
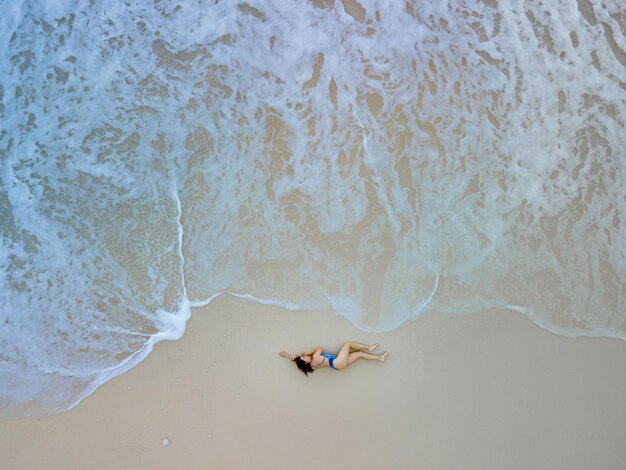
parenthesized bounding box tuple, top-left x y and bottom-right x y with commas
(1, 295, 626, 469)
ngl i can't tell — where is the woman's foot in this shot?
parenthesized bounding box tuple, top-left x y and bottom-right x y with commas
(368, 343, 379, 352)
(377, 351, 388, 362)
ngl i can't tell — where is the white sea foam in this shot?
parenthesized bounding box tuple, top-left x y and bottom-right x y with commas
(1, 0, 624, 416)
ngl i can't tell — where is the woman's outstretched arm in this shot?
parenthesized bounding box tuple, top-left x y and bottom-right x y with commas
(279, 351, 296, 360)
(300, 346, 321, 356)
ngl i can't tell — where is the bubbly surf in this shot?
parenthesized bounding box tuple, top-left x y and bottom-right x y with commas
(1, 0, 624, 417)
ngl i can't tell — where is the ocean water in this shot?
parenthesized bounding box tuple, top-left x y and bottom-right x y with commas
(0, 0, 624, 417)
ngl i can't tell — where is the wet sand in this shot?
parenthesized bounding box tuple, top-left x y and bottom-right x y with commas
(2, 296, 626, 469)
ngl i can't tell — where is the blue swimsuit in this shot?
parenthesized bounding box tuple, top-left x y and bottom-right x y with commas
(318, 353, 338, 370)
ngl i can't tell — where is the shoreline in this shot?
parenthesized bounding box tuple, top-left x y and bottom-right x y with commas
(2, 297, 626, 469)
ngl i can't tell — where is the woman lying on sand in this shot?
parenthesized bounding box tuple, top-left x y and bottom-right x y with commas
(279, 342, 388, 376)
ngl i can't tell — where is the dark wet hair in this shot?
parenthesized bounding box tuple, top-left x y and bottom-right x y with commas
(293, 356, 314, 376)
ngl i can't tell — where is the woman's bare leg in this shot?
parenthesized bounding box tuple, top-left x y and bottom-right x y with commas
(347, 351, 388, 367)
(347, 342, 378, 352)
(335, 343, 387, 369)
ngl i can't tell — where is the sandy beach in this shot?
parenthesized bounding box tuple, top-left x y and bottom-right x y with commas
(2, 296, 625, 470)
